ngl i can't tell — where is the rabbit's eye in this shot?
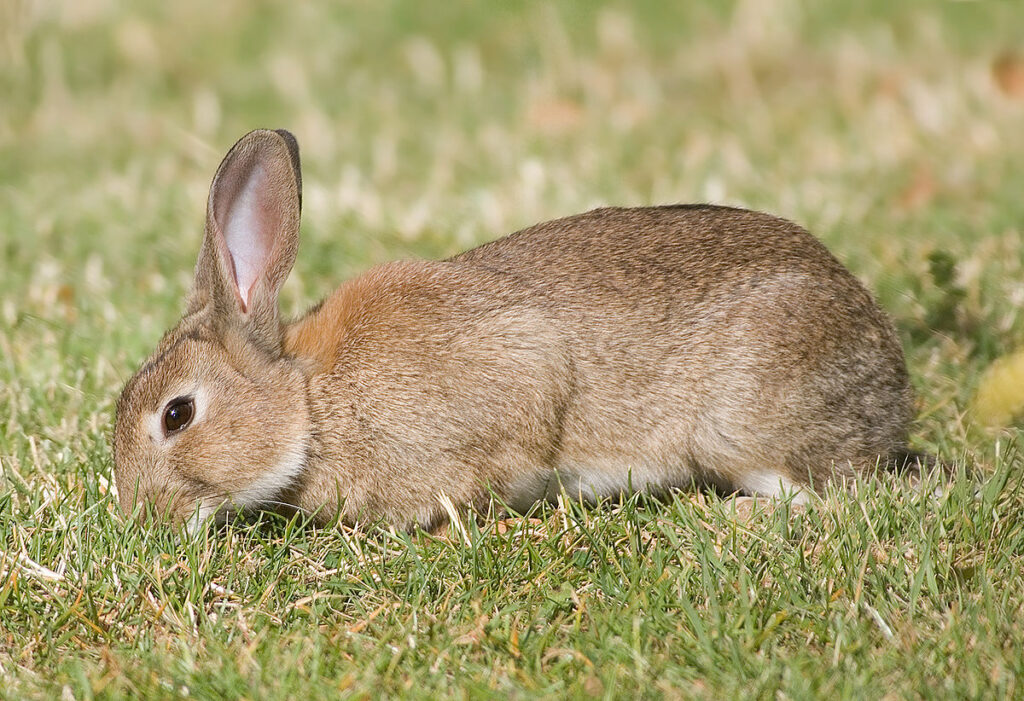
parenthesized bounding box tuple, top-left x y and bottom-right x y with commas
(164, 397, 194, 433)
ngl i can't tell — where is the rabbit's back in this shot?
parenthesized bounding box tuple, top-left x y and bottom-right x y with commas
(454, 205, 873, 317)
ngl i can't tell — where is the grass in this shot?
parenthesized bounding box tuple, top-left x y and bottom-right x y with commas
(2, 1, 1024, 697)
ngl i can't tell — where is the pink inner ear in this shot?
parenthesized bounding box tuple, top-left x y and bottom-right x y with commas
(218, 162, 280, 309)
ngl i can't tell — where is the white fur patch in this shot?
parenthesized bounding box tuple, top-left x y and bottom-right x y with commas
(183, 438, 307, 534)
(185, 501, 218, 537)
(230, 436, 308, 509)
(740, 470, 809, 504)
(504, 458, 691, 511)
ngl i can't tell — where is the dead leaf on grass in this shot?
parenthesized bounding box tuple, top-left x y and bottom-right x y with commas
(993, 52, 1024, 98)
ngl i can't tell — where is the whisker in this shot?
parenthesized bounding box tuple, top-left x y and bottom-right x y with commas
(256, 499, 316, 517)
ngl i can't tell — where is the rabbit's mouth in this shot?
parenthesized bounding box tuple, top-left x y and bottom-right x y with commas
(183, 493, 314, 535)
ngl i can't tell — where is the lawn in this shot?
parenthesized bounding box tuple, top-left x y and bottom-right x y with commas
(2, 1, 1024, 698)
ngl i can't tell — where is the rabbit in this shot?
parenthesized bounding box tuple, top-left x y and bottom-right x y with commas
(113, 128, 917, 533)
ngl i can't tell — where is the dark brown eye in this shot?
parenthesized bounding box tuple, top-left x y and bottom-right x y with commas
(164, 397, 194, 433)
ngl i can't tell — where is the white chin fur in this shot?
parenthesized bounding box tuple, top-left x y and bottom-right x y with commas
(229, 436, 308, 510)
(185, 501, 218, 537)
(184, 437, 307, 533)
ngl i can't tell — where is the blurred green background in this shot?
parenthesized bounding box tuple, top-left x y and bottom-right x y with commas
(4, 0, 1024, 461)
(2, 1, 1024, 697)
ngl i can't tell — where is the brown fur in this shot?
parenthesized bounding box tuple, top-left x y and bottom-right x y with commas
(113, 130, 914, 531)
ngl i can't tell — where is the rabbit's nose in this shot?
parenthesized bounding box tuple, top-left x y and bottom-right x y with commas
(115, 472, 145, 515)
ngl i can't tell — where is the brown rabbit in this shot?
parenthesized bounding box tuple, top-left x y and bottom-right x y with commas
(113, 129, 916, 532)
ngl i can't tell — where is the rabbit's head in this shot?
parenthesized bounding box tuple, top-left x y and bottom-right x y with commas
(113, 130, 311, 529)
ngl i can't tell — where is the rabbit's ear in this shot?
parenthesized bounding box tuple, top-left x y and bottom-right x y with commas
(190, 129, 302, 349)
